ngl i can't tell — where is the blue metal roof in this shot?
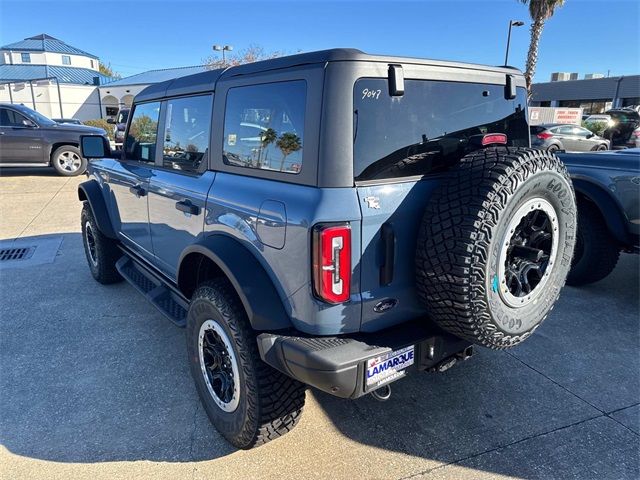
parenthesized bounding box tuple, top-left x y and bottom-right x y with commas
(1, 34, 98, 59)
(102, 65, 209, 86)
(0, 64, 112, 85)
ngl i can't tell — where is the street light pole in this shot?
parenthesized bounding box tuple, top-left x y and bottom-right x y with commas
(505, 20, 525, 66)
(213, 44, 234, 65)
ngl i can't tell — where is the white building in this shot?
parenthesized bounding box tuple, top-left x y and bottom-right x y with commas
(0, 33, 211, 121)
(0, 34, 112, 120)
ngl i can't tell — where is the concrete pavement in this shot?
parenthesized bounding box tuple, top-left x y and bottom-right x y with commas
(0, 168, 638, 480)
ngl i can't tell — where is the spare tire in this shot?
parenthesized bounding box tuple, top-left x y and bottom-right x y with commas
(415, 147, 577, 349)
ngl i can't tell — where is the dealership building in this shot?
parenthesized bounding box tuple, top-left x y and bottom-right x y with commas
(531, 75, 640, 114)
(0, 33, 207, 121)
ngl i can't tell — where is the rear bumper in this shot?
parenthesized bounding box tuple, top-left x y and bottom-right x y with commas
(257, 320, 471, 399)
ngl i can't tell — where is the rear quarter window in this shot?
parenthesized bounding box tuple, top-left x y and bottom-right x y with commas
(353, 79, 529, 181)
(223, 80, 306, 175)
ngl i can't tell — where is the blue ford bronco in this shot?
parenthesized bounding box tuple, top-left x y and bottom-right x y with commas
(78, 49, 577, 448)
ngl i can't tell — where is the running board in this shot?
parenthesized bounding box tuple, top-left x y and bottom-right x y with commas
(116, 256, 188, 327)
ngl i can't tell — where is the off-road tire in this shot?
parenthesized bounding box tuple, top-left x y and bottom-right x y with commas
(566, 201, 620, 286)
(416, 147, 577, 349)
(51, 145, 87, 176)
(187, 279, 305, 449)
(81, 203, 122, 284)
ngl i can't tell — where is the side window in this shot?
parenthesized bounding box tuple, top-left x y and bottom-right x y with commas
(62, 55, 71, 65)
(557, 126, 575, 135)
(0, 108, 30, 127)
(124, 102, 161, 163)
(162, 95, 213, 173)
(21, 53, 30, 63)
(223, 80, 306, 174)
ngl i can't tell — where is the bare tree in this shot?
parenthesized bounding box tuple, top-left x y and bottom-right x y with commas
(203, 44, 286, 70)
(519, 0, 566, 96)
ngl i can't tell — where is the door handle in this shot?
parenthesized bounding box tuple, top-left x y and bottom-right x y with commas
(175, 200, 200, 215)
(129, 184, 146, 197)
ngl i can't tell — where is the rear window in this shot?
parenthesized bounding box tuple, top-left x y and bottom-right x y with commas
(530, 126, 546, 134)
(353, 79, 529, 181)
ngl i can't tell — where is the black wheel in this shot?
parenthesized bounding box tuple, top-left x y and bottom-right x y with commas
(187, 279, 305, 449)
(81, 203, 122, 284)
(547, 144, 560, 153)
(416, 147, 577, 349)
(566, 201, 620, 286)
(51, 145, 87, 176)
(596, 144, 608, 151)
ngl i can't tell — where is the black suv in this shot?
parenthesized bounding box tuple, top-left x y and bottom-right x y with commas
(78, 49, 577, 448)
(0, 103, 107, 176)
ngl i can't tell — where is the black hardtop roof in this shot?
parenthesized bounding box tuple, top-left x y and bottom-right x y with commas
(136, 48, 524, 102)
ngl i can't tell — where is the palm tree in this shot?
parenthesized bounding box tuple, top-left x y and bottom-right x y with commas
(519, 0, 566, 96)
(258, 128, 277, 167)
(276, 132, 302, 172)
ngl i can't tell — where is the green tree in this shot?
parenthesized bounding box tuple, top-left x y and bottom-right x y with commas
(519, 0, 566, 96)
(258, 127, 277, 167)
(98, 62, 121, 79)
(582, 121, 607, 137)
(276, 132, 302, 172)
(129, 114, 157, 143)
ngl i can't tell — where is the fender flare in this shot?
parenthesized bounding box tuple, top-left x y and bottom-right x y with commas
(77, 180, 117, 239)
(572, 178, 630, 246)
(177, 236, 292, 331)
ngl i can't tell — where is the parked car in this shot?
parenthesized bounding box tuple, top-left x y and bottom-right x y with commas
(584, 114, 613, 127)
(52, 118, 82, 125)
(530, 123, 609, 152)
(107, 107, 129, 149)
(78, 49, 577, 448)
(605, 109, 640, 149)
(558, 148, 639, 285)
(0, 103, 108, 176)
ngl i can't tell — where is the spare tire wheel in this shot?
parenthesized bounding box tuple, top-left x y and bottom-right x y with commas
(416, 147, 577, 349)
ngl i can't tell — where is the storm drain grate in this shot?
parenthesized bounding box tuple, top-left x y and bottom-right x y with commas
(0, 247, 35, 262)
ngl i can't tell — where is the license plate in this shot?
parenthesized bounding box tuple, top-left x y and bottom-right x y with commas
(365, 345, 415, 388)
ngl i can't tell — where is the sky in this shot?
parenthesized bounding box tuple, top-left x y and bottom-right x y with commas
(1, 0, 638, 82)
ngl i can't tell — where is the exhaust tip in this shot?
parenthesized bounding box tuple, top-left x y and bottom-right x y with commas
(371, 384, 391, 402)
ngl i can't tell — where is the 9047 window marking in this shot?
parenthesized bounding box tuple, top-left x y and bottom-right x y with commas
(361, 88, 382, 100)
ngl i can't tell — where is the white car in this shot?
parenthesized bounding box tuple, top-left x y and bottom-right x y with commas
(584, 114, 614, 126)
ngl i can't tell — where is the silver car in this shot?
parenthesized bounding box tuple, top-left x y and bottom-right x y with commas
(530, 123, 609, 152)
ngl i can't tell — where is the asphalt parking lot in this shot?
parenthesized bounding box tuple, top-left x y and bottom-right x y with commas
(0, 168, 638, 480)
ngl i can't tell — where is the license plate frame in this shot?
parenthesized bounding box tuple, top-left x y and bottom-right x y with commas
(364, 344, 415, 390)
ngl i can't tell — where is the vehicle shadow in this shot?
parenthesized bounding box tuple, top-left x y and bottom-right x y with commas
(311, 252, 640, 477)
(1, 232, 638, 478)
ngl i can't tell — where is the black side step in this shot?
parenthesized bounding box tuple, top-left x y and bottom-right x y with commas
(116, 256, 188, 327)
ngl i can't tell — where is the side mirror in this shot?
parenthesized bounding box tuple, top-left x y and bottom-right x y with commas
(22, 119, 37, 128)
(586, 132, 595, 138)
(81, 135, 110, 159)
(106, 118, 116, 124)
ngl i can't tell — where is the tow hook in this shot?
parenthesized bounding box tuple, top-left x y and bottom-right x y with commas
(370, 384, 392, 402)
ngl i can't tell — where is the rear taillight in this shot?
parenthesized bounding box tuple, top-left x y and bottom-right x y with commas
(481, 133, 508, 146)
(312, 224, 351, 303)
(537, 132, 553, 140)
